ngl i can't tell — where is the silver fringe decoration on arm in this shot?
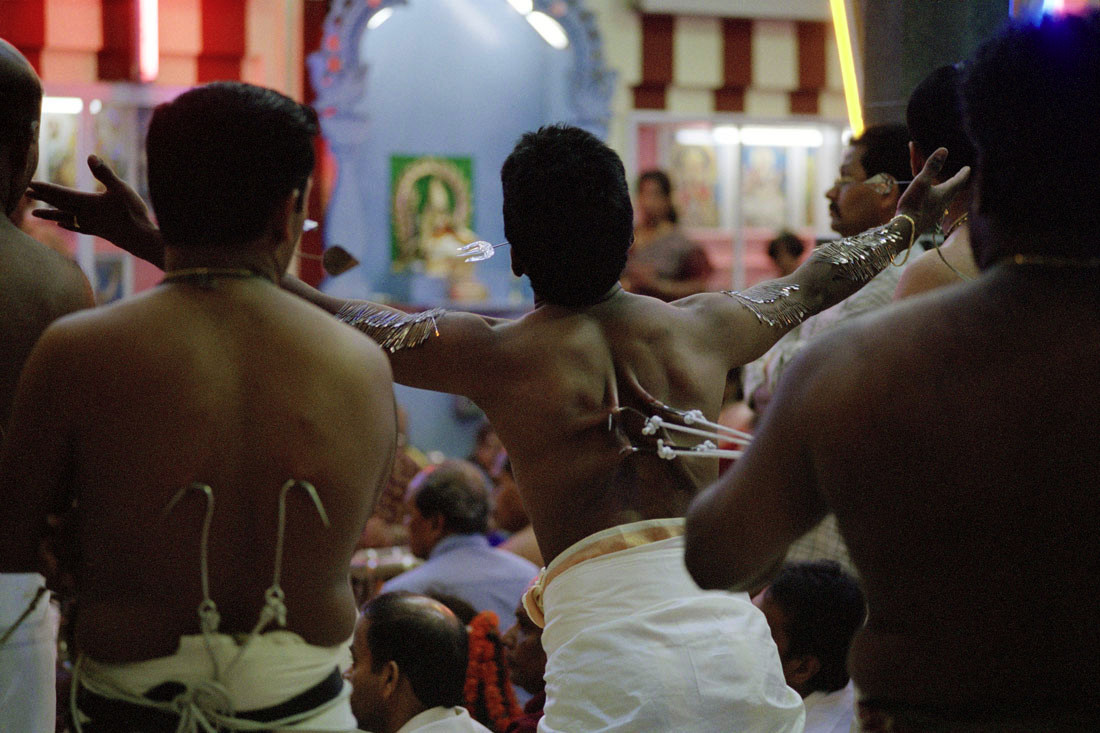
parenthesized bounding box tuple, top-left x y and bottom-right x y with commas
(337, 302, 447, 353)
(808, 216, 914, 283)
(721, 282, 808, 328)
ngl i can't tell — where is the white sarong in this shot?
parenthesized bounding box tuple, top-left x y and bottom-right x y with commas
(0, 573, 59, 733)
(73, 630, 357, 731)
(532, 519, 804, 732)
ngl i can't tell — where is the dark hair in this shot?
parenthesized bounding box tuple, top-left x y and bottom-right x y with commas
(962, 11, 1100, 247)
(363, 592, 468, 709)
(637, 169, 678, 224)
(0, 42, 42, 160)
(146, 81, 318, 248)
(907, 64, 976, 180)
(767, 561, 866, 694)
(850, 124, 911, 189)
(414, 460, 490, 535)
(427, 592, 479, 625)
(501, 124, 634, 307)
(767, 231, 805, 260)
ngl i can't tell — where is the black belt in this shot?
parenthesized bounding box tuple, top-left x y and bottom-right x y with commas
(75, 666, 345, 730)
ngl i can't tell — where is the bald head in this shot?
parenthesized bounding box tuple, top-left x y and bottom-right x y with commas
(362, 592, 468, 708)
(0, 40, 42, 216)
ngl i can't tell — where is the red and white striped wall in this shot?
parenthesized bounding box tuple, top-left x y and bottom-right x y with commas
(630, 13, 847, 120)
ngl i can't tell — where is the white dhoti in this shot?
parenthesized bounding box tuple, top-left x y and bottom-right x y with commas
(73, 630, 357, 731)
(0, 573, 59, 733)
(526, 519, 804, 733)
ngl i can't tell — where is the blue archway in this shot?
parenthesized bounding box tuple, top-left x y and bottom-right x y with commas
(306, 0, 615, 456)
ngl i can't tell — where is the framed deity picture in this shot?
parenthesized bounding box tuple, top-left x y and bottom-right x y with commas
(389, 155, 474, 275)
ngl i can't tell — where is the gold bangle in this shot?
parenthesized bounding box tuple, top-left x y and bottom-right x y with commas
(890, 214, 917, 266)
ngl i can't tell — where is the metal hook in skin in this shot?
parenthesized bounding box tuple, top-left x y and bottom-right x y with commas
(226, 479, 332, 676)
(163, 483, 221, 635)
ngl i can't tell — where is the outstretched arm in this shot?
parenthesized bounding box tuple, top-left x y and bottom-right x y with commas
(29, 157, 511, 398)
(29, 155, 165, 269)
(281, 274, 512, 396)
(680, 149, 969, 368)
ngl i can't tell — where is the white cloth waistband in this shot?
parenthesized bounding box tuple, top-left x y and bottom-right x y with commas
(74, 631, 356, 731)
(0, 573, 53, 645)
(522, 518, 685, 628)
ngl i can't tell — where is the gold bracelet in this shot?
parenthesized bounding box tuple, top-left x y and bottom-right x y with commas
(889, 214, 917, 266)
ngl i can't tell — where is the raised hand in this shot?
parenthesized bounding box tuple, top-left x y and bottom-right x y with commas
(28, 155, 165, 268)
(896, 147, 971, 236)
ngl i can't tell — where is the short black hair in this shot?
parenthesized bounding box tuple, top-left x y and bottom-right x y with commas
(767, 231, 805, 260)
(907, 63, 976, 180)
(962, 11, 1100, 248)
(501, 125, 634, 307)
(767, 561, 866, 694)
(146, 81, 318, 248)
(850, 124, 911, 188)
(0, 41, 42, 161)
(414, 460, 490, 535)
(637, 169, 678, 224)
(363, 592, 468, 709)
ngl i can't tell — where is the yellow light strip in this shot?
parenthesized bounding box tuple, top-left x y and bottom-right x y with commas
(830, 0, 864, 137)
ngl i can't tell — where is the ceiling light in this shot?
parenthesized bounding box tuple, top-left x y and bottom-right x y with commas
(368, 8, 394, 30)
(675, 128, 714, 147)
(526, 11, 569, 50)
(42, 97, 84, 115)
(739, 126, 824, 148)
(712, 126, 739, 145)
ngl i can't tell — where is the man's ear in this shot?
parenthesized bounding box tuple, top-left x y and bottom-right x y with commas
(783, 654, 821, 691)
(909, 141, 925, 179)
(381, 660, 400, 699)
(510, 249, 524, 278)
(268, 189, 298, 243)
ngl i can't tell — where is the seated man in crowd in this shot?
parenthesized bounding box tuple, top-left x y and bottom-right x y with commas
(348, 592, 491, 733)
(753, 562, 865, 733)
(34, 118, 961, 731)
(686, 12, 1100, 731)
(501, 599, 547, 733)
(384, 460, 538, 631)
(0, 40, 95, 732)
(2, 82, 396, 730)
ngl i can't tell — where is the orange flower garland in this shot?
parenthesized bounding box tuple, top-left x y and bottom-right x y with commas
(464, 611, 522, 733)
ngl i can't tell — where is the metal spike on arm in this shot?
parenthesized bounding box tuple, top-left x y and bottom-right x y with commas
(336, 302, 447, 353)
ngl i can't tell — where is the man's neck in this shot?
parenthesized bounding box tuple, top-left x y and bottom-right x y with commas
(386, 698, 429, 733)
(533, 283, 624, 310)
(972, 214, 1099, 270)
(163, 244, 283, 284)
(942, 192, 971, 239)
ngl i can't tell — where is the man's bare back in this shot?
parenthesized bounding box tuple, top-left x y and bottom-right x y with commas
(0, 189, 94, 436)
(821, 269, 1099, 713)
(688, 15, 1100, 721)
(692, 266, 1100, 715)
(417, 289, 741, 562)
(1, 278, 395, 662)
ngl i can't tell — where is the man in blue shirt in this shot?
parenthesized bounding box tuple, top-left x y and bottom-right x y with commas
(384, 460, 538, 631)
